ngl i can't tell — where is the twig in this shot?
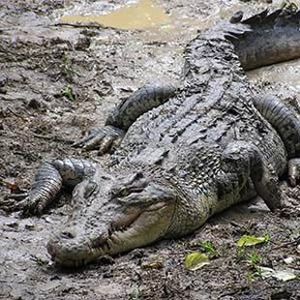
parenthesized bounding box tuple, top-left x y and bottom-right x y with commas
(33, 133, 74, 144)
(271, 236, 300, 250)
(52, 22, 129, 32)
(53, 22, 106, 29)
(7, 107, 28, 121)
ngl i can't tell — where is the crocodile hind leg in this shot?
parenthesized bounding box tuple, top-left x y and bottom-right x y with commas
(0, 159, 96, 216)
(253, 94, 300, 186)
(73, 83, 178, 154)
(222, 141, 282, 211)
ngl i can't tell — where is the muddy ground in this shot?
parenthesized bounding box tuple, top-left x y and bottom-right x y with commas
(0, 0, 299, 299)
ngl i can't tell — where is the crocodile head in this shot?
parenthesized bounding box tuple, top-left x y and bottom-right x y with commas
(47, 171, 178, 267)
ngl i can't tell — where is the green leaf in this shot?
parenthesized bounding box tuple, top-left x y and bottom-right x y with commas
(200, 241, 219, 257)
(247, 251, 262, 266)
(62, 85, 76, 101)
(237, 235, 270, 247)
(184, 252, 210, 271)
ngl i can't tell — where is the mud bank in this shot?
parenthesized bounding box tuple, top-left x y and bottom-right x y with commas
(0, 1, 299, 299)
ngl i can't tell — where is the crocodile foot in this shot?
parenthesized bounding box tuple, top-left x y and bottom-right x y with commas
(0, 192, 30, 214)
(73, 125, 125, 155)
(0, 191, 54, 217)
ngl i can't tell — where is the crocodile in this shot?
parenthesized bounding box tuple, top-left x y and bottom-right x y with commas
(2, 9, 300, 267)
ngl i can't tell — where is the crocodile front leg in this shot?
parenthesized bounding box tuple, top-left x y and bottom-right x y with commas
(1, 159, 96, 216)
(222, 141, 282, 211)
(252, 95, 300, 158)
(73, 83, 178, 154)
(253, 94, 300, 187)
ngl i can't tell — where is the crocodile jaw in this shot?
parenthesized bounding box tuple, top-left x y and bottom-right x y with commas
(106, 201, 175, 254)
(47, 190, 176, 267)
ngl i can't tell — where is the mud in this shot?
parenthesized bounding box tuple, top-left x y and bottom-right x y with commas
(0, 1, 299, 299)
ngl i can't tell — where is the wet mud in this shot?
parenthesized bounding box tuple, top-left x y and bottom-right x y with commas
(0, 1, 299, 299)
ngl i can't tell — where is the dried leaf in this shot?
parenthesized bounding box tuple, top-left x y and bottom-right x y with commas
(272, 270, 297, 282)
(0, 177, 21, 193)
(257, 266, 275, 278)
(257, 266, 297, 282)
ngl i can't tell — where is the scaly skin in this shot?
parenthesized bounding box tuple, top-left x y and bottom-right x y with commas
(2, 9, 300, 267)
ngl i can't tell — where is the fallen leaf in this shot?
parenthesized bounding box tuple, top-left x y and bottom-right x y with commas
(0, 177, 22, 193)
(256, 266, 275, 279)
(184, 252, 210, 271)
(272, 270, 297, 282)
(237, 235, 270, 247)
(257, 266, 297, 282)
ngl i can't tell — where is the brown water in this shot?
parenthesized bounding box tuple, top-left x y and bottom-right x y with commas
(61, 0, 170, 30)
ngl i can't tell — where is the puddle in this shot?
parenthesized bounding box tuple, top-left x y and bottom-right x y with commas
(59, 0, 300, 90)
(61, 0, 170, 30)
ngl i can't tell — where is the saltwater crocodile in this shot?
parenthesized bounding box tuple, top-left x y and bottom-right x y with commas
(2, 9, 300, 267)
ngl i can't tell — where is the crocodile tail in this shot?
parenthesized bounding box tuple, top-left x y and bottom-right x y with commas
(229, 9, 300, 70)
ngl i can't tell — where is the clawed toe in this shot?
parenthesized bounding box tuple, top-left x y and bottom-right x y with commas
(0, 193, 29, 213)
(288, 158, 300, 187)
(0, 192, 45, 217)
(73, 125, 124, 154)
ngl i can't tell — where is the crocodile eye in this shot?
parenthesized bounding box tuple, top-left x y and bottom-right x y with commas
(118, 188, 129, 197)
(110, 187, 129, 199)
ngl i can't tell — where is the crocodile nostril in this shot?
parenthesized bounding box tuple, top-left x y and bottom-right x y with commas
(60, 231, 75, 239)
